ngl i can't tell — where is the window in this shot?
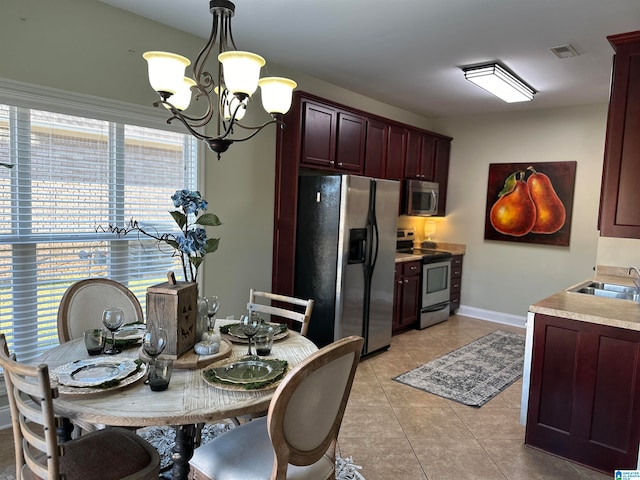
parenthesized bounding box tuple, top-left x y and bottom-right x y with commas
(0, 81, 199, 364)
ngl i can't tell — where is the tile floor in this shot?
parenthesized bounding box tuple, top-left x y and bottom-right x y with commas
(337, 314, 612, 480)
(0, 314, 614, 479)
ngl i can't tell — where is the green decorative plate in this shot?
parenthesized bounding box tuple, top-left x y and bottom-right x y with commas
(202, 357, 288, 390)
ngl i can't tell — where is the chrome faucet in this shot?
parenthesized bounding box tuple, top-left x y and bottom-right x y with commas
(628, 266, 640, 289)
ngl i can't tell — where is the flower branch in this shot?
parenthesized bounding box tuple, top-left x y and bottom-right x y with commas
(97, 190, 221, 283)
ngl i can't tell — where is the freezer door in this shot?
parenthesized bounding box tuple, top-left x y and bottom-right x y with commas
(335, 175, 369, 343)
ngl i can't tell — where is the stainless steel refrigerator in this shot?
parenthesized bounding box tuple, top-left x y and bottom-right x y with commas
(294, 174, 400, 355)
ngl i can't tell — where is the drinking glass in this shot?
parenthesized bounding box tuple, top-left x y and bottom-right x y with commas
(204, 296, 219, 333)
(240, 312, 260, 356)
(102, 308, 124, 355)
(142, 327, 168, 379)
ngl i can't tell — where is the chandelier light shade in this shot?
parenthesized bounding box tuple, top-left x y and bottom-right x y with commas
(258, 77, 298, 114)
(143, 52, 191, 95)
(462, 63, 535, 103)
(143, 0, 297, 159)
(169, 78, 197, 111)
(217, 51, 265, 96)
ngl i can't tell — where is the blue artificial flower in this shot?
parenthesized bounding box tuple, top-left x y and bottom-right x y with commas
(172, 189, 208, 216)
(176, 228, 207, 257)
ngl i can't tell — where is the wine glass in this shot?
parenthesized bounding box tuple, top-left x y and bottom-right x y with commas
(240, 312, 260, 356)
(142, 327, 167, 381)
(204, 296, 219, 333)
(102, 308, 124, 355)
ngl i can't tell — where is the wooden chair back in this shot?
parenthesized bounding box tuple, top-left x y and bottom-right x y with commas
(1, 333, 161, 480)
(1, 333, 63, 479)
(247, 289, 314, 337)
(267, 335, 364, 479)
(57, 278, 144, 342)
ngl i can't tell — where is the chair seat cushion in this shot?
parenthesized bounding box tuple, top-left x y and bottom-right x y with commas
(60, 427, 159, 480)
(189, 417, 334, 480)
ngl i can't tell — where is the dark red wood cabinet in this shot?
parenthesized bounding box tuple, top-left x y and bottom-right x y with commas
(300, 98, 365, 173)
(392, 261, 421, 334)
(525, 313, 640, 474)
(449, 255, 462, 313)
(363, 119, 388, 178)
(404, 130, 436, 181)
(599, 30, 640, 238)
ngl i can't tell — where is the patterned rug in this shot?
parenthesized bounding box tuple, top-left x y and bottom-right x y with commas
(393, 330, 525, 407)
(1, 423, 365, 480)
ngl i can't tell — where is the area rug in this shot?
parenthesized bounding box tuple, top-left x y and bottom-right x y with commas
(393, 330, 525, 407)
(138, 423, 365, 479)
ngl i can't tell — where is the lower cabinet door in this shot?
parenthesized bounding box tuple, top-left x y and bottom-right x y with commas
(525, 313, 640, 473)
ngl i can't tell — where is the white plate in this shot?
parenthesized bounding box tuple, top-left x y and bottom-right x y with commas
(52, 365, 147, 396)
(114, 324, 145, 342)
(53, 358, 139, 387)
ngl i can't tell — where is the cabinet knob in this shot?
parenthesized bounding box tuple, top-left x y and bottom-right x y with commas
(404, 279, 409, 284)
(337, 162, 343, 166)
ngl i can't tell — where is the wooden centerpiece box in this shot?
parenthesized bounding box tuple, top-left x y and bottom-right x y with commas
(146, 272, 197, 358)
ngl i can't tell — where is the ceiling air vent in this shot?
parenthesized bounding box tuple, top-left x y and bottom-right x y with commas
(549, 44, 580, 59)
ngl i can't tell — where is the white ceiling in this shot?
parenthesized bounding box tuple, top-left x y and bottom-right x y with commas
(98, 0, 640, 118)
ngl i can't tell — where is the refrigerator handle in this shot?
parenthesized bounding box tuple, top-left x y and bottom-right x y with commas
(367, 180, 379, 274)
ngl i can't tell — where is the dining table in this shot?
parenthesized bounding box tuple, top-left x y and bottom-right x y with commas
(36, 319, 318, 480)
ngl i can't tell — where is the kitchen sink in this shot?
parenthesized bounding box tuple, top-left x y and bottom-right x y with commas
(567, 281, 640, 302)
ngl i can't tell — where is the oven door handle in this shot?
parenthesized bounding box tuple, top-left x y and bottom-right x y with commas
(422, 301, 450, 313)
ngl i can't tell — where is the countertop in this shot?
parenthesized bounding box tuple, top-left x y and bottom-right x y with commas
(529, 266, 640, 331)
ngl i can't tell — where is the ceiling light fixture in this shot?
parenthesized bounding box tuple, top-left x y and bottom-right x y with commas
(462, 63, 535, 103)
(143, 0, 297, 159)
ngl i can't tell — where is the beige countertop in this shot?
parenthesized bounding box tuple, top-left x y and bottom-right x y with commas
(529, 266, 640, 331)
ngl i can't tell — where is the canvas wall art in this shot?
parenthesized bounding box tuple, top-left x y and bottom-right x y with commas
(484, 161, 576, 246)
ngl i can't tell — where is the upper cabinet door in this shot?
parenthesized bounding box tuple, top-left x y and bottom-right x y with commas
(385, 125, 407, 181)
(364, 119, 388, 178)
(335, 112, 366, 173)
(599, 31, 640, 238)
(404, 130, 436, 181)
(300, 100, 337, 169)
(300, 98, 365, 173)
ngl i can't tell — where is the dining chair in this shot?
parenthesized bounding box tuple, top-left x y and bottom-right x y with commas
(57, 278, 144, 343)
(0, 333, 160, 480)
(189, 335, 364, 480)
(248, 289, 314, 337)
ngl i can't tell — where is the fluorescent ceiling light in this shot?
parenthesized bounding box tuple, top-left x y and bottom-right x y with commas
(463, 63, 535, 103)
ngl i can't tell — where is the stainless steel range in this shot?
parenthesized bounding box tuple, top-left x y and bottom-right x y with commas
(397, 229, 452, 328)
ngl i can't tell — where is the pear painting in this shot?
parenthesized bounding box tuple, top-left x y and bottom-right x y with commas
(485, 162, 575, 246)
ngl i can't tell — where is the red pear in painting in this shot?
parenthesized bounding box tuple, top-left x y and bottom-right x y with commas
(526, 166, 566, 234)
(489, 170, 537, 237)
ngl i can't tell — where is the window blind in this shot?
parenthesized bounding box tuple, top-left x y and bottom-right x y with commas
(0, 97, 198, 364)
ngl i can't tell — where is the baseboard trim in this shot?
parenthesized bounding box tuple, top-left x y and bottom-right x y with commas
(457, 305, 527, 329)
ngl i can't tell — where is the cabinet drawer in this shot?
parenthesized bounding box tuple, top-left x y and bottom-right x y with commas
(451, 267, 463, 279)
(450, 279, 461, 295)
(401, 261, 421, 276)
(450, 294, 460, 312)
(451, 255, 463, 268)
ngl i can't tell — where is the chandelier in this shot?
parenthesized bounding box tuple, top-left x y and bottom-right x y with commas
(143, 0, 297, 159)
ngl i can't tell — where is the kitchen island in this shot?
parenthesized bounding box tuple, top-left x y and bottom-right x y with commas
(523, 266, 640, 474)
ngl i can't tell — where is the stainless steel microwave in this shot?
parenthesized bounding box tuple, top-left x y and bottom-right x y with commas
(404, 179, 439, 216)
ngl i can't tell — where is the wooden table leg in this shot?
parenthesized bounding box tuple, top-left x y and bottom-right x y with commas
(170, 424, 196, 480)
(56, 417, 73, 443)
